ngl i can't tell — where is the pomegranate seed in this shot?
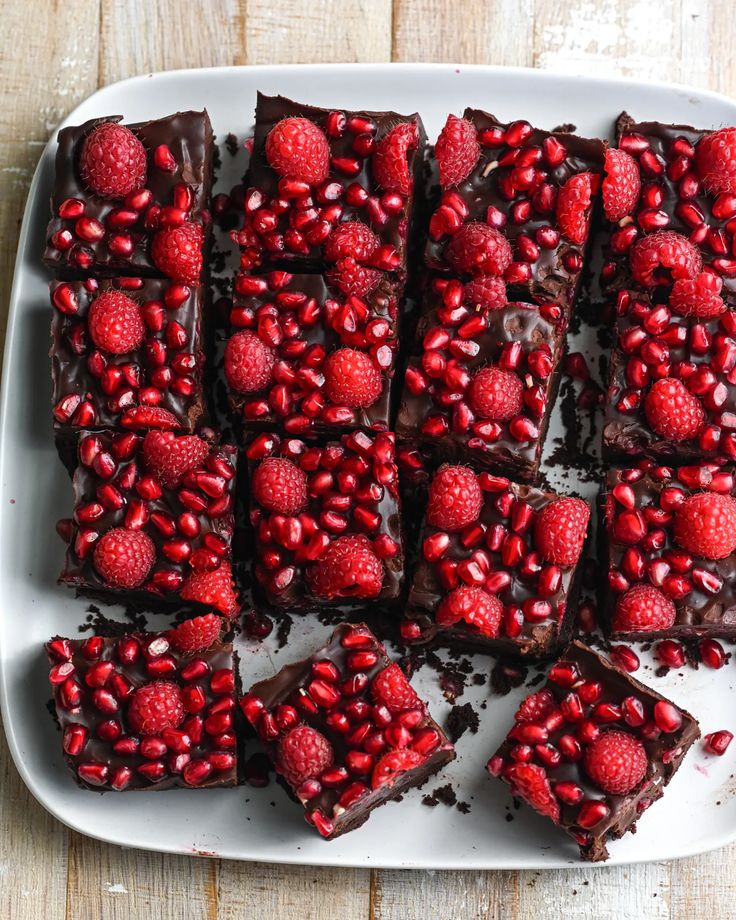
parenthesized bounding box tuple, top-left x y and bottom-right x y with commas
(704, 730, 733, 755)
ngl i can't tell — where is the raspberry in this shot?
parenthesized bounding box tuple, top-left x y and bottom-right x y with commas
(602, 148, 641, 221)
(265, 117, 330, 185)
(93, 527, 155, 588)
(373, 121, 418, 195)
(444, 222, 513, 276)
(534, 497, 590, 566)
(277, 724, 334, 787)
(695, 127, 736, 194)
(556, 172, 595, 245)
(505, 763, 560, 821)
(371, 663, 420, 713)
(436, 586, 502, 638)
(612, 584, 676, 633)
(463, 276, 507, 311)
(515, 688, 555, 723)
(435, 114, 480, 188)
(168, 613, 223, 654)
(151, 222, 203, 285)
(583, 730, 648, 795)
(468, 366, 523, 421)
(307, 535, 384, 600)
(371, 749, 425, 790)
(326, 257, 382, 297)
(181, 560, 239, 618)
(79, 122, 147, 199)
(644, 377, 705, 442)
(142, 430, 209, 487)
(669, 272, 725, 318)
(629, 230, 702, 287)
(87, 290, 145, 355)
(128, 681, 184, 736)
(325, 221, 379, 263)
(252, 457, 308, 515)
(120, 406, 179, 429)
(427, 465, 483, 532)
(224, 330, 275, 394)
(673, 492, 736, 560)
(323, 348, 382, 408)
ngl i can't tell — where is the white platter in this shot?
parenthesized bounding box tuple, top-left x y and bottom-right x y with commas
(3, 63, 736, 870)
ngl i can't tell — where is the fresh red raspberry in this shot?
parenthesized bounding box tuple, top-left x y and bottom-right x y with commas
(127, 680, 185, 736)
(445, 222, 513, 276)
(436, 586, 502, 638)
(673, 492, 736, 560)
(515, 688, 555, 723)
(87, 290, 145, 355)
(556, 172, 595, 245)
(505, 763, 560, 821)
(669, 272, 726, 318)
(427, 465, 483, 532)
(644, 378, 705, 442)
(120, 406, 179, 429)
(534, 497, 589, 566)
(142, 431, 209, 487)
(629, 230, 702, 287)
(583, 730, 648, 795)
(612, 584, 676, 633)
(307, 535, 384, 600)
(326, 257, 383, 297)
(371, 663, 420, 713)
(373, 121, 418, 195)
(371, 749, 425, 790)
(224, 330, 275, 394)
(602, 148, 641, 221)
(435, 114, 480, 188)
(92, 527, 156, 588)
(464, 276, 508, 311)
(151, 222, 203, 284)
(79, 122, 147, 199)
(168, 613, 223, 654)
(265, 117, 330, 185)
(323, 348, 382, 408)
(468, 366, 523, 421)
(695, 127, 736, 194)
(181, 560, 240, 618)
(325, 221, 379, 263)
(252, 457, 308, 515)
(277, 724, 334, 787)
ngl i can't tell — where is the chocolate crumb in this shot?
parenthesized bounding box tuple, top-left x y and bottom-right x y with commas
(446, 702, 480, 743)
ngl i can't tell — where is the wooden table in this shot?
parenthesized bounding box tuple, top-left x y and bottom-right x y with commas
(1, 1, 734, 917)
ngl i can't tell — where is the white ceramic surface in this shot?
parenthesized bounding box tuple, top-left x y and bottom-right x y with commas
(3, 63, 736, 870)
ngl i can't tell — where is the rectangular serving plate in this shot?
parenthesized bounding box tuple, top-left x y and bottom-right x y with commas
(3, 63, 736, 870)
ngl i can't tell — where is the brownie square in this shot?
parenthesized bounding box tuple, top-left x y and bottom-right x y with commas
(43, 111, 213, 279)
(403, 466, 590, 658)
(58, 429, 240, 618)
(46, 624, 237, 791)
(488, 640, 700, 861)
(247, 430, 403, 610)
(240, 622, 455, 838)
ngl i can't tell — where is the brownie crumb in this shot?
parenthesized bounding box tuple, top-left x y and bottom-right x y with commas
(456, 801, 471, 814)
(491, 658, 527, 696)
(422, 783, 457, 808)
(225, 133, 239, 156)
(446, 702, 480, 743)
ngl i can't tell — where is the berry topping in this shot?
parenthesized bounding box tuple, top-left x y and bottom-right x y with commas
(468, 366, 523, 421)
(426, 465, 482, 532)
(629, 230, 702, 288)
(307, 535, 384, 600)
(373, 121, 418, 195)
(556, 172, 595, 245)
(87, 290, 145, 355)
(277, 724, 334, 787)
(463, 276, 508, 310)
(602, 148, 641, 221)
(436, 586, 503, 638)
(325, 221, 380, 263)
(79, 122, 147, 199)
(265, 117, 330, 185)
(142, 430, 209, 488)
(444, 222, 513, 276)
(435, 114, 481, 188)
(612, 584, 676, 633)
(168, 613, 223, 654)
(371, 663, 421, 714)
(515, 688, 555, 723)
(695, 126, 736, 194)
(120, 406, 179, 429)
(669, 272, 726, 318)
(583, 730, 648, 795)
(326, 257, 383, 297)
(644, 378, 705, 442)
(92, 527, 155, 588)
(505, 763, 560, 821)
(323, 348, 382, 408)
(151, 222, 204, 285)
(252, 458, 308, 515)
(534, 497, 589, 566)
(127, 681, 185, 736)
(673, 492, 736, 560)
(224, 330, 275, 394)
(181, 560, 239, 618)
(371, 749, 425, 790)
